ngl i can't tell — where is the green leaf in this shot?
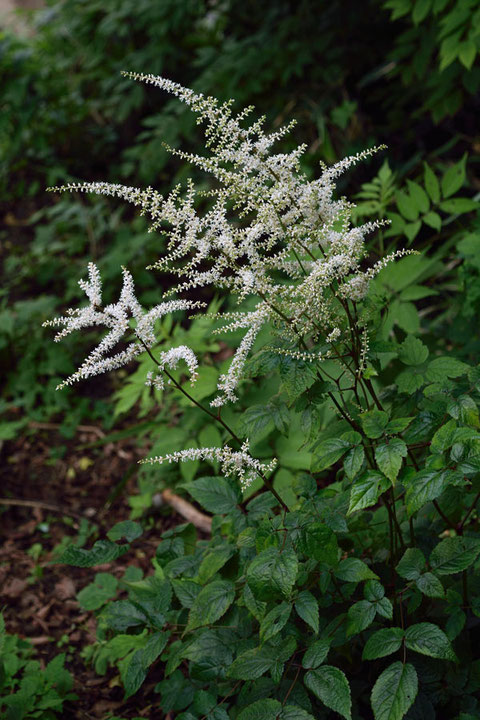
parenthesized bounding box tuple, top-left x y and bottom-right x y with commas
(302, 639, 330, 669)
(398, 336, 428, 366)
(412, 0, 432, 24)
(415, 573, 444, 598)
(243, 583, 267, 621)
(396, 190, 419, 221)
(404, 469, 464, 515)
(406, 180, 430, 213)
(186, 477, 240, 514)
(123, 632, 168, 699)
(238, 699, 282, 720)
(405, 623, 457, 661)
(304, 666, 352, 720)
(107, 521, 143, 542)
(441, 155, 467, 198)
(430, 537, 480, 575)
(260, 602, 292, 642)
(375, 439, 407, 482)
(422, 211, 442, 231)
(346, 600, 376, 637)
(281, 705, 316, 720)
(335, 558, 378, 582)
(362, 628, 404, 660)
(423, 163, 440, 204)
(312, 438, 351, 472)
(360, 410, 389, 439)
(58, 540, 129, 568)
(171, 579, 201, 608)
(430, 419, 457, 453)
(458, 39, 477, 69)
(396, 548, 426, 581)
(295, 591, 319, 634)
(186, 580, 235, 632)
(386, 417, 414, 433)
(300, 523, 338, 565)
(396, 368, 425, 394)
(103, 600, 149, 631)
(240, 400, 289, 438)
(279, 356, 317, 401)
(440, 198, 479, 214)
(228, 637, 296, 680)
(371, 662, 418, 720)
(426, 357, 470, 383)
(77, 573, 118, 611)
(404, 221, 421, 243)
(197, 544, 235, 584)
(343, 445, 365, 480)
(376, 597, 394, 620)
(348, 471, 389, 514)
(247, 548, 298, 600)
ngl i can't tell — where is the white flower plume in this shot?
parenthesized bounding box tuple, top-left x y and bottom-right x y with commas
(43, 262, 204, 389)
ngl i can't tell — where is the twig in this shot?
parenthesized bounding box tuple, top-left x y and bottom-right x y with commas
(29, 421, 105, 439)
(0, 497, 86, 521)
(156, 489, 212, 533)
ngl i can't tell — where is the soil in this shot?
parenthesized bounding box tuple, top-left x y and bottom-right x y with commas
(0, 424, 181, 719)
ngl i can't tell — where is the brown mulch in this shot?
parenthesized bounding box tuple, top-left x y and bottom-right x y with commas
(0, 425, 181, 719)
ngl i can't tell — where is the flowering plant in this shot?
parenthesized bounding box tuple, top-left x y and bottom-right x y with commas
(46, 74, 480, 720)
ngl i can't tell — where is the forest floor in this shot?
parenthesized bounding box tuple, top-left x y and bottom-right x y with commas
(0, 425, 179, 718)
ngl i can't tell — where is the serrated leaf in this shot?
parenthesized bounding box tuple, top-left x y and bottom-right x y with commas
(396, 548, 426, 581)
(103, 600, 149, 631)
(281, 705, 316, 720)
(295, 591, 319, 634)
(386, 417, 414, 433)
(360, 410, 389, 439)
(430, 536, 480, 575)
(398, 336, 429, 366)
(426, 357, 470, 382)
(300, 522, 338, 565)
(371, 662, 418, 720)
(123, 631, 168, 699)
(305, 666, 352, 720)
(375, 439, 407, 482)
(335, 558, 378, 582)
(260, 602, 292, 642)
(77, 573, 118, 611)
(247, 547, 298, 600)
(362, 627, 404, 660)
(58, 540, 129, 568)
(404, 469, 465, 515)
(312, 438, 351, 472)
(415, 572, 444, 598)
(348, 471, 390, 514)
(228, 637, 296, 681)
(197, 544, 235, 584)
(376, 597, 394, 619)
(172, 579, 201, 608)
(343, 445, 365, 480)
(238, 699, 282, 720)
(186, 580, 235, 632)
(243, 583, 266, 621)
(405, 623, 457, 661)
(302, 638, 330, 669)
(186, 477, 240, 514)
(430, 419, 457, 453)
(107, 521, 143, 542)
(347, 600, 376, 637)
(458, 39, 477, 69)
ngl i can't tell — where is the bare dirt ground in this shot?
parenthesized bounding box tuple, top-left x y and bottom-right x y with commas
(0, 0, 43, 34)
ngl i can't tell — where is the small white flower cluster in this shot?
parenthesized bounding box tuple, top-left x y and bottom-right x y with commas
(145, 345, 199, 391)
(43, 263, 203, 389)
(140, 440, 276, 490)
(44, 73, 414, 491)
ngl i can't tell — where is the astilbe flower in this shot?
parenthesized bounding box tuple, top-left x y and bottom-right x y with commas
(45, 72, 412, 486)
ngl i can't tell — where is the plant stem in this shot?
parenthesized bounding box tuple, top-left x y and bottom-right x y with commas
(140, 340, 289, 511)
